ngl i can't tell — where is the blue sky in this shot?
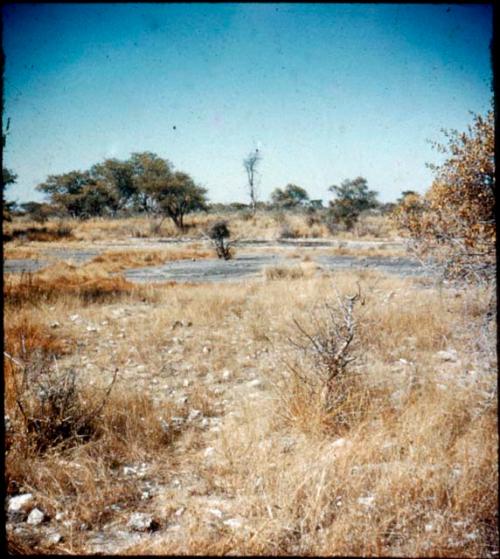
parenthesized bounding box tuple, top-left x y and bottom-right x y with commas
(2, 3, 493, 205)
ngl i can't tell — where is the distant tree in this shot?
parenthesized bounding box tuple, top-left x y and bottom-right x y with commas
(328, 177, 379, 230)
(129, 152, 173, 213)
(90, 158, 136, 212)
(243, 149, 261, 215)
(397, 190, 419, 204)
(36, 170, 118, 218)
(150, 171, 208, 230)
(19, 201, 57, 223)
(271, 184, 309, 209)
(394, 110, 495, 283)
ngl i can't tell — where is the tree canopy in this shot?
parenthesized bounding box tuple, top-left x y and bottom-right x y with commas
(328, 177, 379, 229)
(393, 109, 495, 283)
(271, 184, 309, 209)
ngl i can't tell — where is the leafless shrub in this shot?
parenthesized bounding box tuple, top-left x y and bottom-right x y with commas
(5, 350, 117, 453)
(289, 284, 364, 413)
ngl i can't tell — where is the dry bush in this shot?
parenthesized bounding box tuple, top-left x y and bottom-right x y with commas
(264, 265, 306, 281)
(393, 110, 495, 283)
(3, 267, 164, 307)
(3, 223, 74, 243)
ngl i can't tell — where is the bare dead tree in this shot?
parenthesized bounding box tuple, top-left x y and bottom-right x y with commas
(243, 148, 261, 215)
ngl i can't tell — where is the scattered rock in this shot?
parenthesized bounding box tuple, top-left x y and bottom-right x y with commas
(123, 466, 137, 476)
(222, 370, 231, 381)
(330, 438, 352, 452)
(55, 511, 65, 522)
(223, 518, 243, 529)
(208, 508, 223, 519)
(27, 508, 44, 525)
(69, 314, 80, 322)
(188, 409, 202, 422)
(202, 346, 211, 354)
(174, 507, 185, 517)
(8, 494, 34, 514)
(436, 349, 459, 362)
(50, 321, 60, 329)
(86, 325, 98, 332)
(47, 532, 63, 545)
(204, 447, 215, 458)
(247, 379, 262, 389)
(357, 495, 375, 507)
(127, 512, 155, 532)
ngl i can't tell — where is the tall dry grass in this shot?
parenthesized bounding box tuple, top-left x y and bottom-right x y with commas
(3, 255, 497, 555)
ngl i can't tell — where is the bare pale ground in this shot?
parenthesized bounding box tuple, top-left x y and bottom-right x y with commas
(3, 218, 498, 556)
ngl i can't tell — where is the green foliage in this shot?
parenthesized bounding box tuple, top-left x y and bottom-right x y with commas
(207, 220, 234, 259)
(37, 171, 118, 218)
(328, 177, 379, 230)
(152, 171, 208, 230)
(3, 167, 17, 221)
(271, 183, 309, 209)
(35, 152, 206, 225)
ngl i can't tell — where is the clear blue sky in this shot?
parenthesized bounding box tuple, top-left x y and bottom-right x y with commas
(2, 3, 493, 205)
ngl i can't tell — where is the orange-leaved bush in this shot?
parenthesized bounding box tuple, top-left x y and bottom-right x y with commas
(394, 110, 495, 283)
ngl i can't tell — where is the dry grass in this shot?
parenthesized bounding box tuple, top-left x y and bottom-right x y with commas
(3, 246, 497, 556)
(4, 211, 398, 243)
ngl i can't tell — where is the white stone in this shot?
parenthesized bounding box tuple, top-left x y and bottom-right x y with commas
(27, 508, 44, 525)
(357, 495, 375, 507)
(208, 508, 223, 518)
(188, 409, 202, 421)
(437, 349, 458, 362)
(55, 511, 65, 521)
(424, 523, 434, 533)
(50, 321, 60, 328)
(223, 518, 243, 529)
(123, 466, 136, 476)
(204, 447, 215, 457)
(222, 370, 231, 380)
(331, 438, 349, 450)
(86, 326, 98, 332)
(69, 314, 80, 322)
(202, 346, 211, 354)
(200, 418, 210, 428)
(247, 379, 262, 388)
(47, 532, 63, 544)
(8, 494, 34, 514)
(127, 512, 154, 532)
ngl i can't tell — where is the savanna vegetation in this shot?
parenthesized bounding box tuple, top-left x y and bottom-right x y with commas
(3, 108, 497, 556)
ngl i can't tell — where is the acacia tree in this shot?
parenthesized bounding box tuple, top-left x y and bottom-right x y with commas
(36, 171, 119, 218)
(393, 110, 495, 283)
(90, 158, 136, 212)
(243, 149, 261, 215)
(328, 177, 379, 230)
(150, 171, 208, 230)
(271, 184, 309, 209)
